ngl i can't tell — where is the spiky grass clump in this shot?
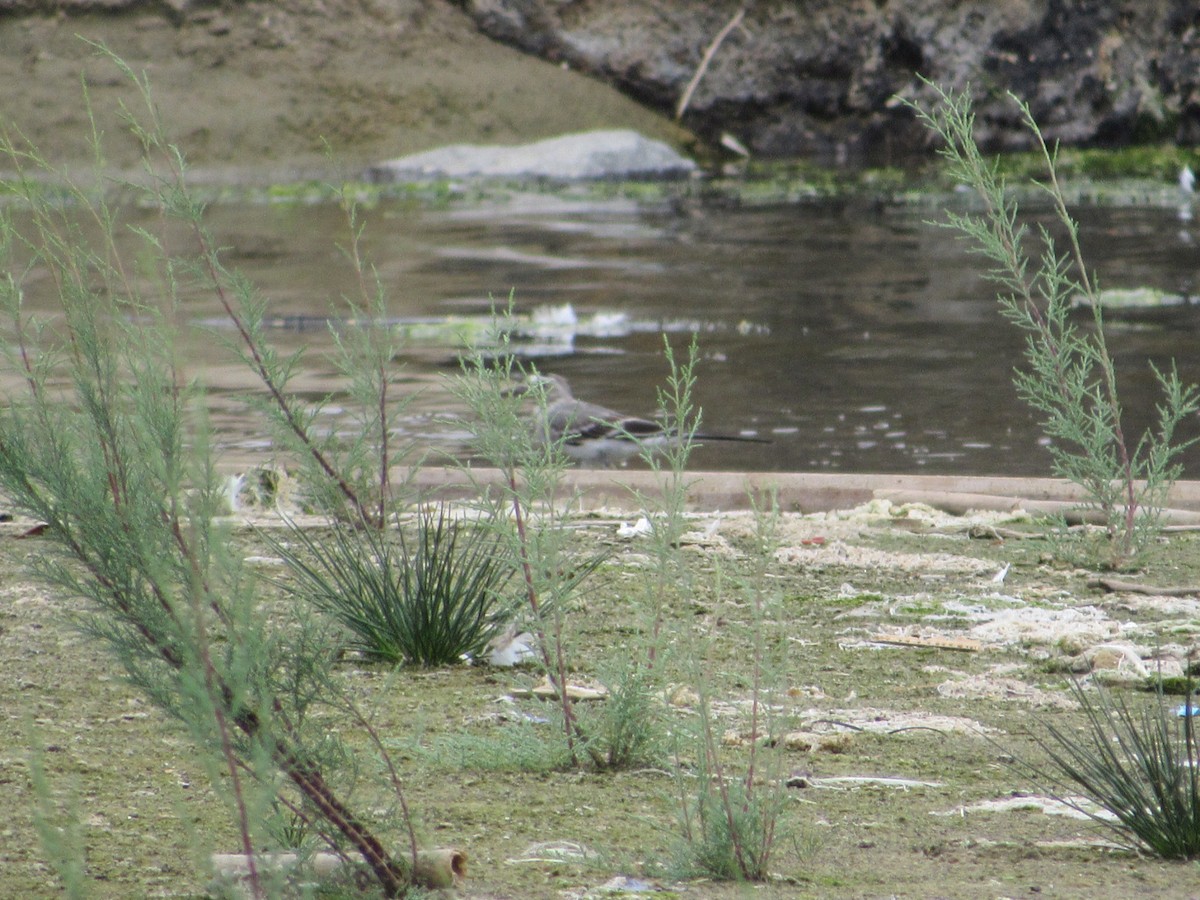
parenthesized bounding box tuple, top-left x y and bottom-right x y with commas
(1027, 678, 1200, 859)
(273, 505, 513, 667)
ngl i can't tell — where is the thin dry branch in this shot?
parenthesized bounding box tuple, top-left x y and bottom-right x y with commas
(675, 7, 746, 121)
(1089, 578, 1200, 597)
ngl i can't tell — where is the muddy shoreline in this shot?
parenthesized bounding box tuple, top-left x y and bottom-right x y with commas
(0, 0, 696, 180)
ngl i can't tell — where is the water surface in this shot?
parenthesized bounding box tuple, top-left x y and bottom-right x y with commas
(16, 191, 1200, 476)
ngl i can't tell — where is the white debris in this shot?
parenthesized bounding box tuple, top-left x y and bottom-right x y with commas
(967, 605, 1135, 649)
(507, 841, 598, 864)
(776, 541, 996, 576)
(936, 674, 1079, 709)
(617, 516, 654, 539)
(933, 794, 1117, 821)
(798, 775, 944, 790)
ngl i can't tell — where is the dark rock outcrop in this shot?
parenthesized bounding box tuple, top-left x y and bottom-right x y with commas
(463, 0, 1200, 163)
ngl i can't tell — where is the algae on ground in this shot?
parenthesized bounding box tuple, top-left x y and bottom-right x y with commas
(3, 505, 1200, 897)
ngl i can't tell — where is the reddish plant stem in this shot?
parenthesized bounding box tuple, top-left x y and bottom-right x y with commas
(274, 753, 407, 896)
(199, 633, 263, 897)
(506, 472, 589, 766)
(6, 449, 410, 895)
(346, 701, 420, 869)
(699, 694, 747, 877)
(4, 106, 407, 894)
(200, 243, 377, 527)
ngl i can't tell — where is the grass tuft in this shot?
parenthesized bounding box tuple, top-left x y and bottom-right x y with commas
(1023, 677, 1200, 859)
(674, 778, 785, 881)
(271, 504, 514, 667)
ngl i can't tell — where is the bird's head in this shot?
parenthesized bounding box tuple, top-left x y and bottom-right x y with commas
(502, 372, 573, 403)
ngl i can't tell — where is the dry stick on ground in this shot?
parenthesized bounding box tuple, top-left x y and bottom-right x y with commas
(675, 7, 746, 121)
(1089, 578, 1200, 597)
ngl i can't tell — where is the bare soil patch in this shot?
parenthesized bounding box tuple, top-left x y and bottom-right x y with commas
(0, 0, 693, 180)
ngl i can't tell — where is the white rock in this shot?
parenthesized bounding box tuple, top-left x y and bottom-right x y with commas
(366, 129, 696, 182)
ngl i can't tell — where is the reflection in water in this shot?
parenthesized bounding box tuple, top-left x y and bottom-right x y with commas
(9, 194, 1200, 475)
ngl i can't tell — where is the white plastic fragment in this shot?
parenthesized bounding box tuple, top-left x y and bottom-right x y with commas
(617, 516, 654, 539)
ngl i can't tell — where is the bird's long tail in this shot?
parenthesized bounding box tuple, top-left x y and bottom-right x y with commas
(691, 432, 771, 444)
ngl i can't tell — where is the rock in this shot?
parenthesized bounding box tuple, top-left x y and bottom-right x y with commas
(1086, 642, 1149, 676)
(778, 730, 853, 753)
(463, 0, 1200, 162)
(6, 0, 1193, 174)
(365, 129, 696, 182)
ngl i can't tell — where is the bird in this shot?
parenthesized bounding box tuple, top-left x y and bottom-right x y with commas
(511, 372, 768, 467)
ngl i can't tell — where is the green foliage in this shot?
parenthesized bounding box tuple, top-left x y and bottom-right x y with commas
(1023, 678, 1200, 859)
(671, 492, 791, 881)
(582, 657, 668, 771)
(996, 143, 1196, 183)
(271, 505, 514, 667)
(26, 733, 87, 900)
(641, 335, 702, 548)
(547, 336, 706, 773)
(402, 720, 574, 774)
(264, 800, 316, 853)
(451, 321, 705, 772)
(0, 45, 415, 896)
(906, 81, 1199, 568)
(450, 332, 608, 767)
(674, 779, 784, 881)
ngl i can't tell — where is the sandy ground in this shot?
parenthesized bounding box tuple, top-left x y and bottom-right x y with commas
(0, 0, 695, 181)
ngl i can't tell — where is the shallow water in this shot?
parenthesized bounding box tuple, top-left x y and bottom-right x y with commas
(13, 191, 1200, 476)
